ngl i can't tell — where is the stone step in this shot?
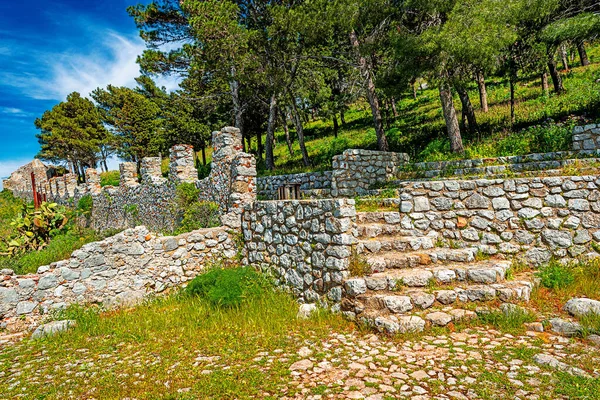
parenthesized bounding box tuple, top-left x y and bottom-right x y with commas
(363, 248, 478, 271)
(356, 235, 435, 253)
(356, 211, 402, 225)
(356, 223, 420, 239)
(347, 261, 510, 290)
(342, 279, 533, 319)
(356, 307, 481, 334)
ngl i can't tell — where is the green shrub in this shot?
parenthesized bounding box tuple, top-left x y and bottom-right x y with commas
(537, 261, 575, 289)
(176, 201, 220, 234)
(100, 170, 120, 187)
(176, 182, 201, 208)
(185, 266, 268, 307)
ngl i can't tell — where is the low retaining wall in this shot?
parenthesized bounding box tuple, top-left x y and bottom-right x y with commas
(572, 124, 600, 151)
(0, 226, 237, 327)
(242, 199, 357, 306)
(257, 171, 333, 199)
(332, 149, 410, 197)
(396, 175, 600, 264)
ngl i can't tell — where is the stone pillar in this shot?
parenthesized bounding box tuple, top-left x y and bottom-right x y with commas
(56, 177, 66, 198)
(169, 145, 197, 183)
(119, 162, 139, 187)
(140, 157, 165, 184)
(85, 169, 102, 194)
(221, 152, 257, 229)
(64, 173, 78, 198)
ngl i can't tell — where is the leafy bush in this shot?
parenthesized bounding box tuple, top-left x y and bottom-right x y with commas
(175, 182, 200, 208)
(2, 202, 70, 256)
(174, 183, 220, 234)
(537, 261, 575, 289)
(185, 266, 268, 307)
(100, 170, 120, 187)
(176, 201, 220, 234)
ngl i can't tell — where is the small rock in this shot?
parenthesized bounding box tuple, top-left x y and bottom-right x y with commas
(32, 320, 76, 339)
(298, 303, 317, 319)
(289, 359, 313, 371)
(524, 322, 544, 332)
(425, 311, 453, 326)
(533, 353, 589, 377)
(549, 318, 582, 337)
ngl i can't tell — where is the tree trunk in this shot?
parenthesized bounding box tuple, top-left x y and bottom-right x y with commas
(560, 43, 570, 71)
(265, 94, 277, 170)
(456, 85, 478, 135)
(476, 72, 488, 112)
(383, 99, 391, 130)
(541, 72, 549, 96)
(333, 114, 339, 138)
(577, 41, 590, 67)
(280, 109, 294, 156)
(438, 79, 464, 154)
(509, 72, 516, 125)
(391, 97, 398, 117)
(257, 129, 263, 163)
(201, 146, 206, 165)
(291, 99, 311, 166)
(411, 79, 417, 100)
(340, 109, 346, 125)
(230, 66, 244, 150)
(349, 30, 389, 151)
(547, 51, 565, 93)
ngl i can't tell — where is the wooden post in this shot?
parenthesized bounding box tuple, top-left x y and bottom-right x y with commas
(31, 172, 39, 209)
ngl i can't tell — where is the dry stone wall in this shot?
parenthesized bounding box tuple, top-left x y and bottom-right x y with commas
(257, 171, 333, 199)
(572, 124, 600, 151)
(25, 127, 256, 233)
(0, 226, 237, 327)
(396, 175, 600, 264)
(331, 149, 410, 197)
(242, 199, 357, 307)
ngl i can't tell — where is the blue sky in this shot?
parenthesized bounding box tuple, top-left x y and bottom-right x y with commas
(0, 0, 179, 181)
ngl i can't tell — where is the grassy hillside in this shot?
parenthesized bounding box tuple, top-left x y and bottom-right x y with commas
(259, 46, 600, 176)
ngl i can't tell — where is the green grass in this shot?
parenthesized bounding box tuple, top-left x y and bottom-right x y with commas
(531, 258, 600, 315)
(253, 46, 600, 175)
(477, 307, 537, 335)
(0, 229, 100, 274)
(0, 287, 350, 399)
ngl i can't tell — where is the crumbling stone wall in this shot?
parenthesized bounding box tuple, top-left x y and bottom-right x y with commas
(242, 199, 357, 307)
(396, 176, 600, 264)
(0, 226, 237, 328)
(2, 159, 54, 200)
(10, 127, 257, 233)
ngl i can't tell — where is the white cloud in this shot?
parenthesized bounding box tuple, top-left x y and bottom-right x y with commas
(0, 158, 35, 188)
(0, 31, 182, 101)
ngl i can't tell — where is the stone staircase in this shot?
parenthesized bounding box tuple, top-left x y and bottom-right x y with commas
(341, 210, 535, 334)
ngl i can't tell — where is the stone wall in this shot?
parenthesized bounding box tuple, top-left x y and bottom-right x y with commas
(19, 127, 257, 233)
(331, 149, 410, 197)
(0, 226, 237, 327)
(2, 159, 55, 200)
(242, 199, 357, 306)
(572, 124, 600, 151)
(396, 176, 600, 264)
(257, 171, 333, 199)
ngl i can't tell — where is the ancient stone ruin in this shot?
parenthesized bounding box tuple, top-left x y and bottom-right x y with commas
(3, 123, 600, 334)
